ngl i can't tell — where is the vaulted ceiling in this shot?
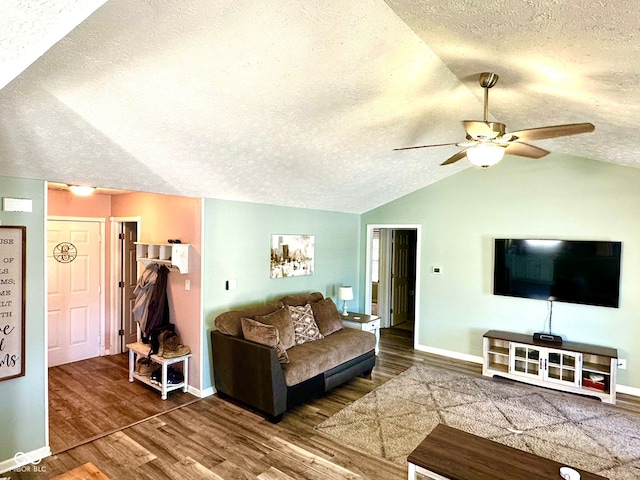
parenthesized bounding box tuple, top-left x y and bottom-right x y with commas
(1, 1, 639, 213)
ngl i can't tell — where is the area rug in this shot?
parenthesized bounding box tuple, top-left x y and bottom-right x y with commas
(315, 364, 640, 479)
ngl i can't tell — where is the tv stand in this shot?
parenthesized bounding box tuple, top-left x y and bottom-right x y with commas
(483, 330, 618, 404)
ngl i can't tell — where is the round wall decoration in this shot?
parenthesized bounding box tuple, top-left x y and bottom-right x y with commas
(53, 242, 78, 263)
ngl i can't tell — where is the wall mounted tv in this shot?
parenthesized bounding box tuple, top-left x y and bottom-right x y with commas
(493, 239, 622, 308)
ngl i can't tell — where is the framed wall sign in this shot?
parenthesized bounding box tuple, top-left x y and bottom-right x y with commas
(0, 226, 26, 381)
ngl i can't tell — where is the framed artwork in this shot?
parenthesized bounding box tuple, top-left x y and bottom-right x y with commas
(270, 234, 315, 278)
(0, 226, 26, 381)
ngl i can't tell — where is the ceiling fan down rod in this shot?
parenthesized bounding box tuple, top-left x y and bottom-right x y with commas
(479, 72, 499, 123)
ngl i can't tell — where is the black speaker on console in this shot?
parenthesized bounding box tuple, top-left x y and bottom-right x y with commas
(533, 332, 563, 344)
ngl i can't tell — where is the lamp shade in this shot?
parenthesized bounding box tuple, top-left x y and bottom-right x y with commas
(466, 144, 505, 169)
(338, 286, 354, 301)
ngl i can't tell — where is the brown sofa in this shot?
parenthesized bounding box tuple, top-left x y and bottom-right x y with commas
(211, 292, 376, 422)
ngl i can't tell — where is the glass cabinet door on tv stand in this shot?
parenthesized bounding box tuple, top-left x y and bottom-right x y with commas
(510, 343, 542, 379)
(545, 348, 579, 388)
(509, 343, 580, 388)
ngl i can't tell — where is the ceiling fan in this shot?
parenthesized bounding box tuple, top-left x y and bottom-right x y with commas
(394, 72, 595, 169)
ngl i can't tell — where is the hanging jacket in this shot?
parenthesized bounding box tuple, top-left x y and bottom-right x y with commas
(144, 265, 170, 335)
(132, 263, 159, 334)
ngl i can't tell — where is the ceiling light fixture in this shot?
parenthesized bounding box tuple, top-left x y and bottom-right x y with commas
(466, 143, 505, 169)
(68, 185, 96, 196)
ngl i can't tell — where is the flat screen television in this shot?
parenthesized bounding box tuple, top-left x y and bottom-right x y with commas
(493, 239, 622, 308)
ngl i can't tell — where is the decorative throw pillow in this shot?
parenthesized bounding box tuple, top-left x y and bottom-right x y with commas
(288, 303, 324, 345)
(279, 292, 324, 306)
(240, 317, 289, 364)
(255, 306, 295, 350)
(310, 298, 343, 336)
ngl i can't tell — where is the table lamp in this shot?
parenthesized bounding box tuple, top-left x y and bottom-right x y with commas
(338, 286, 353, 316)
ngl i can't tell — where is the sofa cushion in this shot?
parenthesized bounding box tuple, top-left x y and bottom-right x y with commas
(241, 317, 289, 364)
(288, 304, 323, 345)
(214, 302, 283, 337)
(255, 306, 295, 350)
(279, 292, 324, 306)
(310, 298, 343, 336)
(282, 328, 375, 386)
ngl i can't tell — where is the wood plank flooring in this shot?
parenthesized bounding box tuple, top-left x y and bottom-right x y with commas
(51, 462, 110, 480)
(48, 352, 199, 453)
(12, 329, 640, 479)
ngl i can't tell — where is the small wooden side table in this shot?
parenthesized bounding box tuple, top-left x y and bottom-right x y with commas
(341, 312, 380, 354)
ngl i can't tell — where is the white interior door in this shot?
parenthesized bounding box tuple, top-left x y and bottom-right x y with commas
(48, 220, 101, 367)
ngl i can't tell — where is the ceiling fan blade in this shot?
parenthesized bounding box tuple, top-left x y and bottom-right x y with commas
(509, 123, 595, 142)
(505, 142, 549, 158)
(393, 142, 458, 151)
(441, 149, 468, 166)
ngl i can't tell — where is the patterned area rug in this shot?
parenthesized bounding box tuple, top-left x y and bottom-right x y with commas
(315, 364, 640, 479)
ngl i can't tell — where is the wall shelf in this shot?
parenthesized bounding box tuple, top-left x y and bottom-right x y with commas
(135, 242, 190, 274)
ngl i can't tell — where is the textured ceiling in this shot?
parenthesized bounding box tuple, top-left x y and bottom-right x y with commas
(0, 0, 107, 90)
(1, 0, 639, 213)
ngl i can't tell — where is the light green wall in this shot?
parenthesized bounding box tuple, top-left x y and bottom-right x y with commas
(0, 177, 47, 463)
(362, 154, 640, 389)
(3, 152, 640, 465)
(202, 199, 361, 390)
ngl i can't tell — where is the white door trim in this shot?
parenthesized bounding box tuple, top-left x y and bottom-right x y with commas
(109, 217, 141, 354)
(365, 223, 421, 349)
(47, 216, 107, 355)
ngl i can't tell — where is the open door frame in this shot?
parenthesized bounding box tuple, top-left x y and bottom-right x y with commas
(364, 223, 421, 349)
(109, 216, 141, 354)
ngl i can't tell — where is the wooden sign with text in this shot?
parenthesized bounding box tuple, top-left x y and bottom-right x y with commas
(0, 226, 26, 381)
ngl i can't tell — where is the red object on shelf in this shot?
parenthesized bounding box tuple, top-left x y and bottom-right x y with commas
(583, 378, 606, 391)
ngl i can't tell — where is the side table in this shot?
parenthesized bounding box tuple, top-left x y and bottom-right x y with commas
(341, 312, 380, 354)
(127, 341, 191, 400)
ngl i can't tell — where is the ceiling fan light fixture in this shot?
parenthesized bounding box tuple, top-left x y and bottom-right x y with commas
(466, 144, 505, 169)
(68, 185, 96, 196)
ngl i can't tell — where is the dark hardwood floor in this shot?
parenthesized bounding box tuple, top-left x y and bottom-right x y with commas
(48, 352, 199, 453)
(13, 329, 639, 479)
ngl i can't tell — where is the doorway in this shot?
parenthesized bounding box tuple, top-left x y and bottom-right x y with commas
(365, 225, 420, 345)
(390, 229, 417, 329)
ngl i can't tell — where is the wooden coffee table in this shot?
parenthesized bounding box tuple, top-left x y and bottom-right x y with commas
(407, 424, 607, 480)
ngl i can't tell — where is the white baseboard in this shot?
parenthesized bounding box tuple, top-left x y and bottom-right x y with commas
(188, 385, 215, 398)
(414, 343, 483, 365)
(617, 384, 640, 398)
(414, 343, 640, 399)
(0, 445, 51, 475)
